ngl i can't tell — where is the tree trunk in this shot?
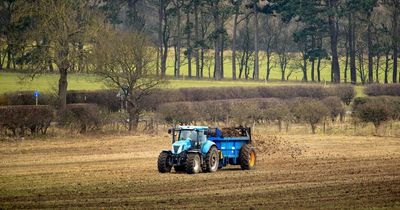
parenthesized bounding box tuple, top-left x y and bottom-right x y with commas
(221, 36, 224, 79)
(384, 51, 389, 84)
(266, 50, 271, 81)
(311, 59, 315, 82)
(375, 55, 380, 83)
(175, 5, 181, 78)
(6, 44, 11, 70)
(158, 0, 164, 77)
(367, 16, 373, 83)
(58, 68, 68, 111)
(359, 51, 366, 84)
(317, 56, 322, 82)
(194, 3, 200, 79)
(156, 43, 160, 76)
(253, 6, 260, 80)
(349, 12, 357, 84)
(329, 7, 340, 83)
(0, 52, 3, 70)
(214, 14, 222, 80)
(393, 7, 398, 83)
(200, 48, 204, 78)
(344, 37, 349, 83)
(302, 52, 308, 82)
(186, 11, 192, 78)
(311, 36, 315, 82)
(232, 10, 238, 80)
(57, 44, 69, 111)
(162, 40, 168, 77)
(128, 105, 139, 131)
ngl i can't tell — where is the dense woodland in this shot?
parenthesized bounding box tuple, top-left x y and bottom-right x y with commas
(0, 0, 399, 84)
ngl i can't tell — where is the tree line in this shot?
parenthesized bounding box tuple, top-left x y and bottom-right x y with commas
(1, 0, 399, 83)
(104, 0, 400, 83)
(1, 1, 400, 112)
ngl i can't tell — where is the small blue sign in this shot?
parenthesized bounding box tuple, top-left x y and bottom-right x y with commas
(34, 90, 40, 98)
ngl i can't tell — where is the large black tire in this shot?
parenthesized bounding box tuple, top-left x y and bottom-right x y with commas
(205, 146, 219, 172)
(158, 151, 172, 173)
(186, 153, 201, 174)
(239, 144, 256, 170)
(174, 165, 186, 172)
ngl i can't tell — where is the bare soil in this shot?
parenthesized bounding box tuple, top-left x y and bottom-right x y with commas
(0, 133, 399, 209)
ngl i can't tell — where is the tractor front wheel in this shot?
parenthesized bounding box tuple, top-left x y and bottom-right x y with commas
(239, 144, 256, 170)
(158, 151, 172, 173)
(186, 153, 201, 174)
(205, 146, 219, 172)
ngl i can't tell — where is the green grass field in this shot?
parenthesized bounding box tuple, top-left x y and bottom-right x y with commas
(0, 72, 366, 96)
(0, 50, 395, 96)
(0, 72, 297, 93)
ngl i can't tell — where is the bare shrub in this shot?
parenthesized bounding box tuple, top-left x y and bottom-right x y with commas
(157, 102, 196, 126)
(290, 98, 329, 134)
(262, 100, 292, 132)
(353, 100, 391, 132)
(322, 96, 345, 121)
(330, 85, 355, 105)
(60, 104, 102, 133)
(229, 100, 260, 126)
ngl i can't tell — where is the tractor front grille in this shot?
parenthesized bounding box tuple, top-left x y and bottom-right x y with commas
(173, 146, 180, 154)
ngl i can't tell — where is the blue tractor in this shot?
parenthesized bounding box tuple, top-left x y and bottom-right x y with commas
(157, 126, 256, 174)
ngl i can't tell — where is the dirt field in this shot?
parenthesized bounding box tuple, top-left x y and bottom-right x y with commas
(1, 133, 399, 209)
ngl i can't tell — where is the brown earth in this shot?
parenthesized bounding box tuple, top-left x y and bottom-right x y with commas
(0, 133, 399, 209)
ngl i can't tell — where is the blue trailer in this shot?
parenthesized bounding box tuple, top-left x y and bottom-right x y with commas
(158, 126, 256, 174)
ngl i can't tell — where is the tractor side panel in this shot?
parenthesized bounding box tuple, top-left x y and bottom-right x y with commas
(211, 137, 249, 165)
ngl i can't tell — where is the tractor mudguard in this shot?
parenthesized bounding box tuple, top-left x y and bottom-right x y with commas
(161, 150, 172, 154)
(201, 140, 217, 154)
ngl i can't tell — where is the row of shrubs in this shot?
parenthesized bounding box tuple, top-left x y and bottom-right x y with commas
(0, 104, 104, 136)
(0, 90, 121, 112)
(144, 85, 355, 106)
(0, 105, 53, 136)
(0, 85, 354, 111)
(157, 97, 345, 134)
(364, 84, 400, 96)
(353, 96, 400, 129)
(2, 96, 398, 136)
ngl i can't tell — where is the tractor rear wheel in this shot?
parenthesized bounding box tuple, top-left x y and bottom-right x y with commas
(186, 153, 201, 174)
(239, 144, 256, 170)
(205, 146, 219, 172)
(157, 151, 172, 173)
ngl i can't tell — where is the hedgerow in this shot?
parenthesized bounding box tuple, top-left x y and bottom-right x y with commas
(59, 103, 103, 133)
(364, 84, 400, 96)
(0, 105, 53, 136)
(156, 97, 338, 133)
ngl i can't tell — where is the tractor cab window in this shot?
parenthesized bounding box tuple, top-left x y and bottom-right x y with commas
(178, 130, 197, 141)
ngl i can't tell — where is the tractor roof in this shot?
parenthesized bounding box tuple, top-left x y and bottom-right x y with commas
(178, 126, 209, 130)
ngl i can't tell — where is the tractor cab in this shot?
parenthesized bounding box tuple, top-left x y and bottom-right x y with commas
(168, 126, 208, 154)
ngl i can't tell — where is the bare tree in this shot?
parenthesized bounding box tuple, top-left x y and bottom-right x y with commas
(92, 30, 165, 131)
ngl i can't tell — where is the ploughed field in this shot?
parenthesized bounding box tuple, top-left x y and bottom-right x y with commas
(1, 133, 399, 209)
